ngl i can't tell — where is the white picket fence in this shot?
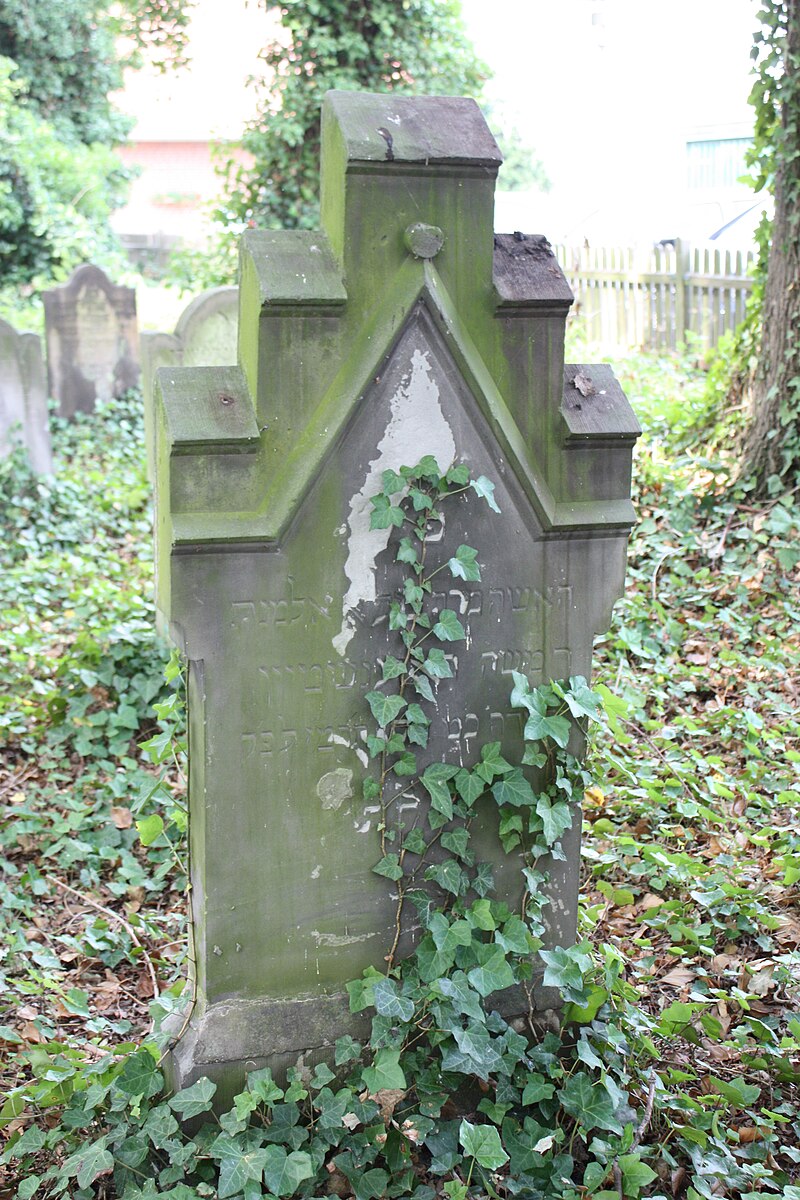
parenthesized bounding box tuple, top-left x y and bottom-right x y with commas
(552, 241, 755, 351)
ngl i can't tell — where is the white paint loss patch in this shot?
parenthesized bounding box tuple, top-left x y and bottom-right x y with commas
(316, 767, 353, 810)
(333, 346, 456, 656)
(310, 929, 380, 948)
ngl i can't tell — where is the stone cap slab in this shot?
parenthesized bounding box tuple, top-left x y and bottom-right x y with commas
(561, 364, 642, 443)
(242, 230, 346, 312)
(156, 365, 260, 452)
(493, 233, 574, 313)
(325, 90, 502, 170)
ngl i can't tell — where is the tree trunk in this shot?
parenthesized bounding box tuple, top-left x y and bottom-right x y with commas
(741, 0, 800, 491)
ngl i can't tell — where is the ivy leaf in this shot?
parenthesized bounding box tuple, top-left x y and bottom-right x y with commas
(455, 768, 484, 806)
(373, 978, 415, 1022)
(558, 1072, 622, 1134)
(416, 934, 457, 982)
(263, 1146, 314, 1197)
(406, 703, 429, 726)
(477, 741, 513, 783)
(492, 768, 535, 808)
(413, 673, 436, 702)
(335, 1035, 362, 1065)
(396, 536, 419, 565)
(467, 945, 516, 996)
(116, 1049, 162, 1098)
(136, 813, 164, 846)
(459, 1120, 509, 1169)
(448, 543, 481, 581)
(382, 655, 405, 680)
(408, 722, 429, 747)
(431, 971, 485, 1021)
(426, 858, 466, 895)
(389, 602, 408, 629)
(409, 486, 434, 511)
(521, 1074, 555, 1105)
(470, 475, 501, 512)
(168, 1076, 217, 1119)
(446, 463, 470, 486)
(351, 1168, 391, 1200)
(423, 648, 453, 679)
(429, 912, 473, 953)
(536, 796, 573, 845)
(381, 468, 405, 495)
(468, 898, 496, 931)
(539, 944, 593, 999)
(373, 854, 404, 881)
(404, 578, 424, 607)
(433, 609, 466, 642)
(445, 1026, 505, 1080)
(347, 967, 383, 1012)
(473, 861, 495, 896)
(441, 826, 471, 861)
(619, 1153, 659, 1194)
(392, 750, 417, 777)
(524, 702, 572, 749)
(365, 691, 406, 727)
(63, 1139, 114, 1189)
(362, 1048, 406, 1092)
(421, 766, 456, 818)
(495, 915, 533, 956)
(219, 1148, 269, 1198)
(403, 828, 427, 855)
(369, 493, 404, 529)
(555, 676, 603, 720)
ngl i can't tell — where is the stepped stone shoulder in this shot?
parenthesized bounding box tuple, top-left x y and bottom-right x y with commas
(140, 285, 239, 479)
(153, 91, 640, 1105)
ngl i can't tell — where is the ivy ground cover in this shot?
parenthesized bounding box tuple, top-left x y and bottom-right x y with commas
(0, 352, 798, 1198)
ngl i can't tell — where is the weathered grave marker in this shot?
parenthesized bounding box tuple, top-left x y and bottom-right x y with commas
(141, 285, 238, 479)
(0, 319, 53, 473)
(154, 91, 640, 1099)
(43, 264, 139, 418)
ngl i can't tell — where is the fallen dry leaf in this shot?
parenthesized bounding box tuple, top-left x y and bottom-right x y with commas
(372, 1088, 405, 1123)
(661, 966, 696, 988)
(573, 370, 596, 397)
(111, 806, 133, 829)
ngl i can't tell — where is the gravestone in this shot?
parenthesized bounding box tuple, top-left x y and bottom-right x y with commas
(140, 286, 238, 479)
(0, 319, 53, 473)
(154, 91, 640, 1099)
(43, 264, 139, 418)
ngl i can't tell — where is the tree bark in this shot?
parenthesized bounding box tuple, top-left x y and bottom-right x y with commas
(741, 0, 800, 490)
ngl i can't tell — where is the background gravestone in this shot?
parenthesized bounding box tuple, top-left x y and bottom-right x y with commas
(140, 286, 238, 479)
(0, 319, 53, 474)
(154, 91, 640, 1100)
(43, 264, 139, 418)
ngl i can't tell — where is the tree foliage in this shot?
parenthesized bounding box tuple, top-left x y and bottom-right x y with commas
(0, 0, 192, 291)
(219, 0, 488, 232)
(737, 0, 800, 490)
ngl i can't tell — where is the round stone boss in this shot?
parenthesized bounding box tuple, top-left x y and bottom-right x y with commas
(404, 222, 445, 259)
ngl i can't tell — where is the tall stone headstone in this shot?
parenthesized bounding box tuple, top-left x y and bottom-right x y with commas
(154, 92, 640, 1098)
(140, 286, 238, 479)
(43, 264, 139, 418)
(0, 319, 53, 474)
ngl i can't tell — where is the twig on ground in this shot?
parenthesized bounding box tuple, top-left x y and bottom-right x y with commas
(632, 1072, 658, 1149)
(46, 874, 159, 1021)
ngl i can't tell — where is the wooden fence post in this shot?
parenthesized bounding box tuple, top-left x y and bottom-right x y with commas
(674, 239, 688, 349)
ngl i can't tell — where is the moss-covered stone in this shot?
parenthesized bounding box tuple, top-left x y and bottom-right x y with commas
(154, 91, 640, 1099)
